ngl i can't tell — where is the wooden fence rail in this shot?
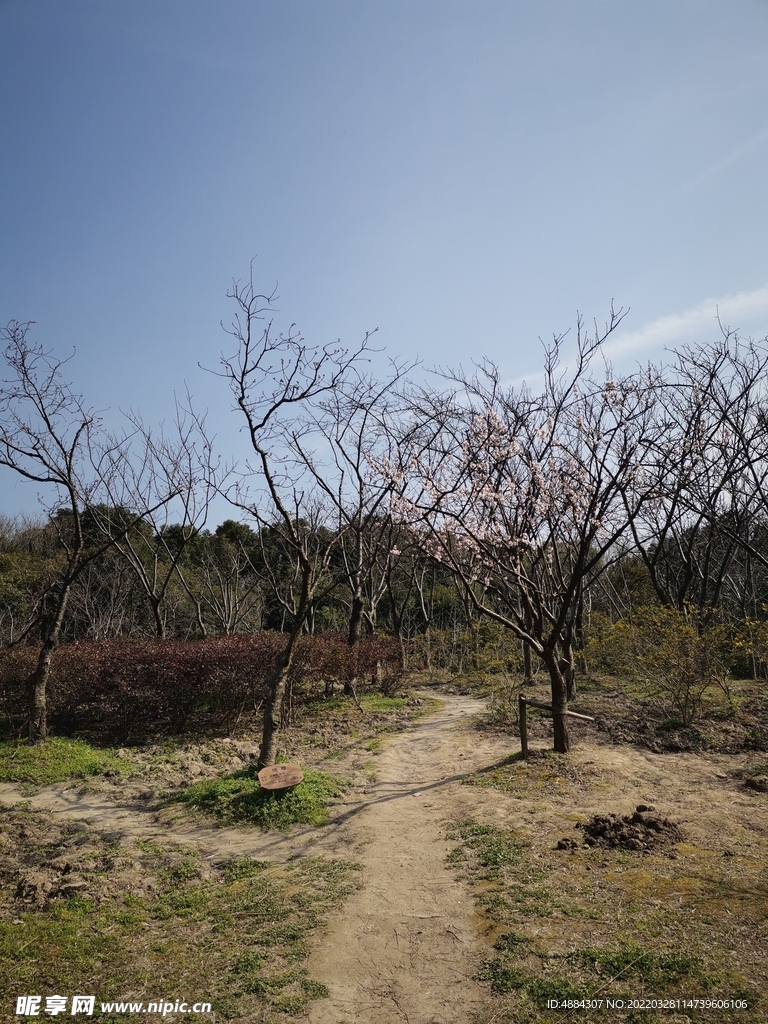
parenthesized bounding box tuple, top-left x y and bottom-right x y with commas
(518, 694, 595, 757)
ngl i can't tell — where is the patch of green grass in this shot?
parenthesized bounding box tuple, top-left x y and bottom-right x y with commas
(448, 819, 526, 878)
(172, 764, 350, 829)
(447, 819, 560, 931)
(446, 846, 466, 864)
(494, 931, 528, 952)
(479, 943, 712, 1006)
(479, 958, 528, 993)
(224, 855, 269, 879)
(296, 693, 411, 720)
(164, 857, 202, 883)
(0, 737, 131, 784)
(573, 943, 712, 988)
(359, 694, 409, 712)
(446, 817, 741, 1020)
(523, 975, 591, 1002)
(480, 955, 590, 1000)
(136, 837, 165, 856)
(2, 816, 358, 1022)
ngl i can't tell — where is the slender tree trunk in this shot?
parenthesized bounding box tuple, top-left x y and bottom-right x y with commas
(257, 647, 294, 770)
(28, 647, 52, 742)
(348, 589, 364, 646)
(344, 585, 364, 695)
(561, 645, 576, 701)
(574, 588, 588, 676)
(523, 640, 533, 686)
(258, 561, 312, 769)
(150, 596, 166, 639)
(522, 604, 534, 686)
(544, 650, 570, 754)
(27, 581, 73, 743)
(400, 633, 408, 671)
(257, 618, 306, 768)
(194, 600, 207, 638)
(560, 620, 577, 700)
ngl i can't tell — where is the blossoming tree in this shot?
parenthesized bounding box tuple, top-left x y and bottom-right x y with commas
(388, 311, 654, 752)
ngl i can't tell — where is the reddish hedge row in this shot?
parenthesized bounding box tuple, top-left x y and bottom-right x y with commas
(0, 633, 403, 741)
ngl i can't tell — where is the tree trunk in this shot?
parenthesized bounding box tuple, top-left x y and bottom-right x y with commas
(574, 589, 588, 676)
(561, 647, 576, 702)
(194, 599, 207, 638)
(150, 596, 166, 639)
(257, 641, 296, 769)
(344, 587, 364, 696)
(397, 629, 406, 671)
(523, 639, 533, 686)
(258, 559, 312, 769)
(28, 648, 52, 742)
(560, 621, 577, 701)
(522, 604, 534, 686)
(544, 651, 570, 754)
(348, 589, 364, 646)
(27, 580, 73, 743)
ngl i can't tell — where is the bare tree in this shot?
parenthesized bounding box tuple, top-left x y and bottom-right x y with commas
(626, 327, 768, 625)
(212, 269, 373, 768)
(0, 321, 174, 740)
(191, 529, 264, 635)
(286, 362, 415, 692)
(64, 552, 143, 639)
(91, 399, 217, 638)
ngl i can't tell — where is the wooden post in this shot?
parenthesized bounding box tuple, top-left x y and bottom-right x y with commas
(518, 695, 594, 757)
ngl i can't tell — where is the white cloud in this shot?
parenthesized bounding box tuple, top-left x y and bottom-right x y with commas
(604, 282, 768, 359)
(687, 124, 768, 190)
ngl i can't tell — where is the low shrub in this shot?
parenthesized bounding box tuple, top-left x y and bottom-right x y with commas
(0, 633, 403, 741)
(585, 608, 731, 726)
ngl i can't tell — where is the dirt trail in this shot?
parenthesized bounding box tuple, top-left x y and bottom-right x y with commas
(0, 695, 506, 1022)
(304, 695, 504, 1024)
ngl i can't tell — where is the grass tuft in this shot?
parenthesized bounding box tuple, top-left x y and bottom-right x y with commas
(172, 764, 349, 829)
(573, 943, 710, 987)
(0, 737, 131, 785)
(448, 819, 526, 877)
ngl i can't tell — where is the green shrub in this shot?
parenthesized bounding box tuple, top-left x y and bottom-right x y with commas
(586, 608, 731, 725)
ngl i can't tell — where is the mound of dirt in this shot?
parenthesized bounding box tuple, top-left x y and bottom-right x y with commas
(557, 805, 683, 852)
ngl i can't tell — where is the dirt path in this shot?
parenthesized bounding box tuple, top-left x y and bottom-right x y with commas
(0, 695, 506, 1023)
(0, 778, 354, 864)
(304, 694, 503, 1024)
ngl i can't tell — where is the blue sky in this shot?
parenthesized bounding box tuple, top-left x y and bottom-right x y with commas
(2, 0, 768, 520)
